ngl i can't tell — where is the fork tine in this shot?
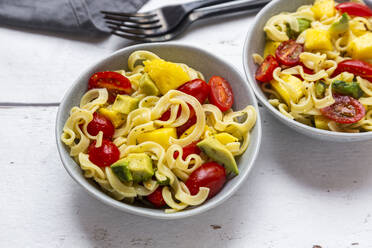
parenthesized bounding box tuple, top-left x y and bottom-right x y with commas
(110, 29, 148, 42)
(103, 14, 160, 25)
(101, 10, 157, 19)
(106, 22, 160, 36)
(105, 20, 162, 30)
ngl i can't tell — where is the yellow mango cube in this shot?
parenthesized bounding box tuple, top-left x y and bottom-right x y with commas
(350, 21, 367, 37)
(143, 59, 190, 95)
(305, 29, 333, 51)
(271, 74, 304, 105)
(98, 107, 126, 128)
(214, 133, 239, 145)
(137, 127, 177, 149)
(311, 0, 335, 20)
(263, 41, 281, 58)
(348, 33, 372, 60)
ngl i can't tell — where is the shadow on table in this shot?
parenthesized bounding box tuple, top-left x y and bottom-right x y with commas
(262, 110, 372, 192)
(1, 9, 256, 51)
(71, 174, 260, 248)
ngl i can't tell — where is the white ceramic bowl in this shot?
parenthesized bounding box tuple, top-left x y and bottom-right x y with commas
(56, 43, 262, 219)
(243, 0, 372, 142)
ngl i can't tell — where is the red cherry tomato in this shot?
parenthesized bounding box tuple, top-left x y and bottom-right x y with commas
(275, 40, 304, 66)
(88, 139, 120, 167)
(88, 71, 132, 103)
(159, 106, 184, 121)
(186, 162, 227, 199)
(336, 2, 372, 17)
(176, 109, 197, 137)
(181, 141, 201, 159)
(174, 141, 201, 160)
(159, 109, 173, 121)
(87, 112, 115, 139)
(177, 79, 210, 104)
(208, 76, 234, 112)
(301, 64, 314, 74)
(320, 94, 365, 124)
(332, 59, 372, 81)
(146, 186, 166, 208)
(255, 55, 279, 82)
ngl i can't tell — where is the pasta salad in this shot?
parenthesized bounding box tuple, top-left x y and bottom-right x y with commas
(61, 51, 257, 212)
(253, 0, 372, 132)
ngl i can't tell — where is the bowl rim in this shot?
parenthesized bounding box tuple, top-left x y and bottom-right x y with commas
(242, 0, 372, 139)
(55, 42, 262, 219)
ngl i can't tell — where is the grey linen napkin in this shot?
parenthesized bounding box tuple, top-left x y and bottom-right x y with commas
(0, 0, 149, 34)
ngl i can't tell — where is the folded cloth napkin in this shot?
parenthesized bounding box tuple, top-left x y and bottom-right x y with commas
(0, 0, 148, 34)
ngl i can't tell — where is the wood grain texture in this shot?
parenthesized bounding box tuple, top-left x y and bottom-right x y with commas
(0, 0, 248, 103)
(1, 0, 372, 247)
(1, 106, 372, 247)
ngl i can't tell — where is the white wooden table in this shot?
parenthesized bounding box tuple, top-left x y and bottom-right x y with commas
(1, 1, 372, 247)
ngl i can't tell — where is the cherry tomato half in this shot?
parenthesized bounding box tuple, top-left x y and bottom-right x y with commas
(87, 112, 115, 139)
(320, 94, 365, 124)
(255, 55, 279, 82)
(88, 71, 132, 103)
(186, 162, 227, 199)
(174, 141, 201, 160)
(336, 2, 372, 17)
(208, 76, 234, 112)
(146, 186, 166, 208)
(332, 59, 372, 81)
(177, 79, 211, 104)
(88, 139, 120, 167)
(275, 40, 304, 66)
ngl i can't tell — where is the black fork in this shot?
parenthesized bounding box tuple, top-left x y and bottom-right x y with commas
(102, 0, 237, 37)
(106, 0, 270, 42)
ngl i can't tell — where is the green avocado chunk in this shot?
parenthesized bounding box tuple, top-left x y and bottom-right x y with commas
(111, 153, 154, 183)
(140, 73, 160, 96)
(330, 13, 349, 35)
(332, 80, 363, 99)
(112, 95, 139, 114)
(297, 18, 311, 34)
(154, 170, 170, 185)
(286, 18, 311, 39)
(315, 80, 327, 98)
(197, 136, 239, 175)
(111, 160, 133, 182)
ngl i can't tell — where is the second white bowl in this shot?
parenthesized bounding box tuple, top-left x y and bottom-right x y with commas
(243, 0, 372, 142)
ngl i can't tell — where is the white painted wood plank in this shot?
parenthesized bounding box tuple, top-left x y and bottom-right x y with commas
(1, 0, 372, 247)
(1, 106, 371, 247)
(0, 0, 254, 103)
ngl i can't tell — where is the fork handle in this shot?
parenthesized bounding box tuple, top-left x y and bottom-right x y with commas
(183, 0, 238, 13)
(190, 0, 270, 20)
